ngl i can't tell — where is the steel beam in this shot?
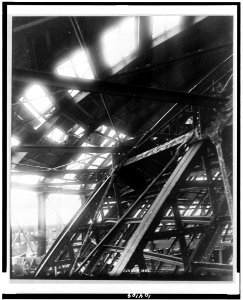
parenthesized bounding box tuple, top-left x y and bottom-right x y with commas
(11, 168, 109, 177)
(11, 184, 92, 195)
(109, 141, 204, 276)
(147, 225, 207, 240)
(124, 131, 194, 166)
(13, 17, 57, 33)
(12, 145, 119, 154)
(13, 68, 227, 107)
(37, 193, 46, 256)
(34, 174, 112, 277)
(104, 245, 184, 267)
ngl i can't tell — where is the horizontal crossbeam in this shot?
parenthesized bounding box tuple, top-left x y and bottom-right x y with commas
(11, 168, 110, 177)
(12, 145, 119, 154)
(125, 131, 194, 166)
(13, 68, 227, 107)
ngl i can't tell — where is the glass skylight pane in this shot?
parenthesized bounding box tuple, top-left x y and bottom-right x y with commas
(100, 153, 110, 158)
(25, 84, 52, 114)
(119, 133, 126, 139)
(108, 141, 115, 147)
(63, 184, 81, 190)
(88, 165, 99, 169)
(56, 50, 94, 82)
(47, 128, 66, 143)
(63, 174, 76, 180)
(52, 178, 65, 184)
(66, 162, 80, 170)
(25, 84, 46, 100)
(152, 16, 180, 39)
(99, 125, 108, 134)
(75, 126, 85, 137)
(102, 17, 138, 67)
(70, 90, 80, 97)
(56, 60, 76, 77)
(108, 129, 116, 138)
(103, 28, 121, 67)
(11, 136, 20, 146)
(120, 17, 137, 58)
(77, 153, 93, 161)
(100, 139, 109, 147)
(92, 157, 105, 166)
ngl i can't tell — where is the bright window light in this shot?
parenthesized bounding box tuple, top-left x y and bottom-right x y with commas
(63, 173, 76, 180)
(56, 49, 94, 97)
(81, 142, 95, 147)
(70, 90, 80, 97)
(52, 178, 65, 184)
(93, 157, 105, 166)
(119, 133, 126, 140)
(77, 153, 93, 161)
(47, 128, 67, 143)
(100, 138, 109, 147)
(12, 175, 43, 185)
(108, 141, 115, 147)
(11, 136, 20, 146)
(19, 83, 53, 130)
(100, 153, 110, 159)
(97, 125, 108, 134)
(107, 160, 113, 166)
(63, 184, 81, 190)
(88, 165, 99, 169)
(108, 129, 116, 138)
(152, 16, 180, 39)
(102, 17, 138, 67)
(74, 126, 85, 137)
(11, 189, 38, 227)
(46, 194, 81, 226)
(24, 84, 52, 114)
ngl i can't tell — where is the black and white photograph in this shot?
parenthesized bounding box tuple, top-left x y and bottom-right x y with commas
(1, 2, 240, 298)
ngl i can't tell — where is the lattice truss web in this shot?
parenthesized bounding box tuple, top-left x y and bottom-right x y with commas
(34, 133, 233, 278)
(11, 15, 233, 279)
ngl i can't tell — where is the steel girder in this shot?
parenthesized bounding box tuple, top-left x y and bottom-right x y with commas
(13, 68, 227, 108)
(33, 131, 232, 278)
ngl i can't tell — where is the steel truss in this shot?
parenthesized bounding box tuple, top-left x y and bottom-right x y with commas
(33, 56, 233, 279)
(34, 121, 233, 278)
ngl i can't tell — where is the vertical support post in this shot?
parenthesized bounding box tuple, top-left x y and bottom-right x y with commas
(113, 183, 122, 218)
(215, 142, 233, 219)
(171, 197, 189, 270)
(208, 132, 233, 220)
(37, 192, 46, 256)
(201, 156, 218, 215)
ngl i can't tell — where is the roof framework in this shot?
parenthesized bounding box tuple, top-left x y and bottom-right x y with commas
(10, 15, 233, 279)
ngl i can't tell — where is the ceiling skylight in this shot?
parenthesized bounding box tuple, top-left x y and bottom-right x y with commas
(47, 128, 67, 143)
(97, 125, 108, 134)
(74, 126, 85, 138)
(152, 16, 181, 39)
(19, 84, 53, 130)
(24, 84, 52, 113)
(11, 136, 20, 146)
(92, 157, 105, 166)
(102, 17, 138, 67)
(56, 49, 94, 97)
(63, 173, 76, 180)
(66, 153, 92, 170)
